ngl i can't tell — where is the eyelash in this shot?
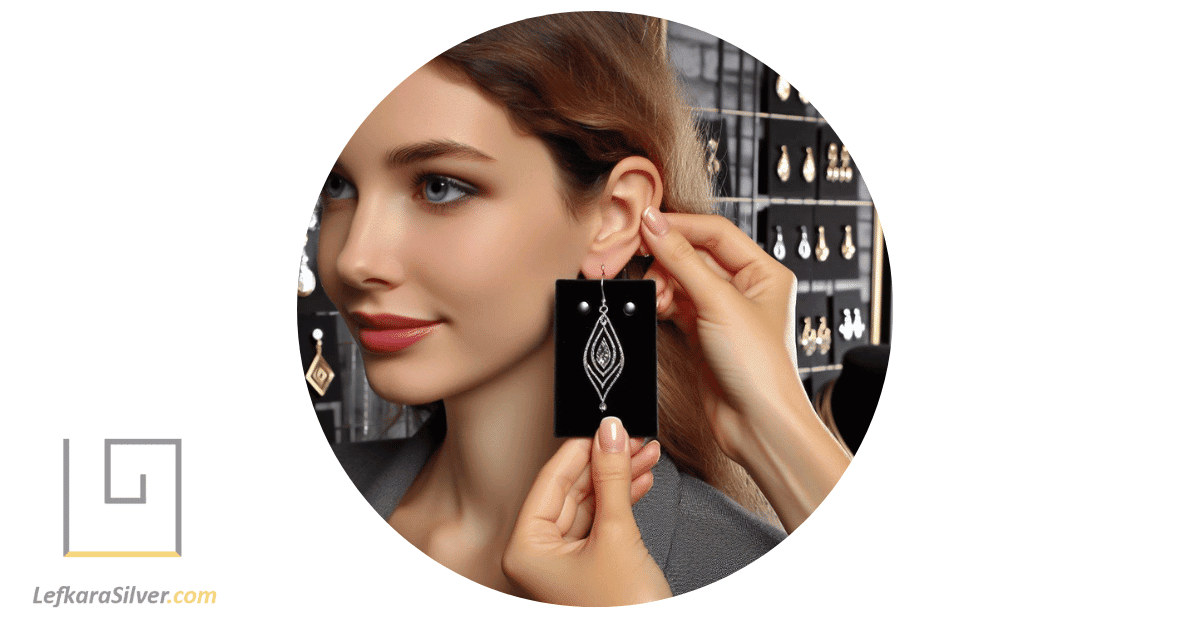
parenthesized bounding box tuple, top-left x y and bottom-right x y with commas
(412, 172, 478, 210)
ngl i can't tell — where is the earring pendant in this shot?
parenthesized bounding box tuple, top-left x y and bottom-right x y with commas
(825, 143, 838, 181)
(815, 225, 830, 262)
(802, 147, 816, 183)
(796, 225, 812, 259)
(800, 317, 817, 356)
(305, 328, 335, 396)
(777, 145, 791, 182)
(841, 225, 856, 260)
(816, 316, 832, 355)
(772, 225, 787, 261)
(775, 76, 791, 102)
(582, 268, 624, 412)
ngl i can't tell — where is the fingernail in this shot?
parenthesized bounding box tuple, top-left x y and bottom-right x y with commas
(642, 206, 669, 237)
(599, 416, 626, 453)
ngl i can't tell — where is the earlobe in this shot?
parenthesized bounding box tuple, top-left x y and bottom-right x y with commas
(582, 156, 663, 279)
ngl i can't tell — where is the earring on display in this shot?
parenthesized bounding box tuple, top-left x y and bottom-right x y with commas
(583, 265, 624, 413)
(841, 225, 856, 260)
(802, 146, 816, 183)
(777, 145, 791, 182)
(851, 308, 865, 339)
(305, 328, 335, 397)
(825, 143, 838, 181)
(772, 225, 787, 261)
(776, 76, 791, 102)
(838, 308, 855, 341)
(799, 317, 817, 357)
(815, 225, 830, 262)
(796, 225, 812, 259)
(816, 316, 832, 355)
(839, 145, 853, 182)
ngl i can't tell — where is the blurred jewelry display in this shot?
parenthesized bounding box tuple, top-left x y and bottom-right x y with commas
(777, 145, 791, 182)
(776, 76, 791, 102)
(773, 225, 787, 261)
(816, 316, 832, 355)
(306, 328, 335, 396)
(802, 146, 816, 183)
(825, 143, 839, 181)
(839, 145, 854, 182)
(799, 316, 817, 356)
(706, 138, 722, 177)
(796, 225, 812, 259)
(839, 307, 866, 341)
(841, 225, 856, 259)
(582, 267, 624, 413)
(815, 225, 830, 261)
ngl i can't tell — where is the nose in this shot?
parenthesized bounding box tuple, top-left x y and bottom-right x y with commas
(334, 191, 406, 290)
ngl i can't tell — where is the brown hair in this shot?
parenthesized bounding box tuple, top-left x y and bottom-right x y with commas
(437, 12, 782, 529)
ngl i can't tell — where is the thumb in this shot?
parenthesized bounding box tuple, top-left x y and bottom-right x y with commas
(591, 416, 636, 531)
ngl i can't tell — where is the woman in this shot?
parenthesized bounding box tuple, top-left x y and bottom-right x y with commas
(318, 12, 851, 605)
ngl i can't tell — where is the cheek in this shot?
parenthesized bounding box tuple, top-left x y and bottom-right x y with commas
(314, 214, 350, 301)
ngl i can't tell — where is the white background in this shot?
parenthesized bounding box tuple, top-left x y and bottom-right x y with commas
(69, 442, 177, 552)
(2, 1, 1197, 625)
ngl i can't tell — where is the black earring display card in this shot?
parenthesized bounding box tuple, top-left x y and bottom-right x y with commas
(554, 279, 657, 438)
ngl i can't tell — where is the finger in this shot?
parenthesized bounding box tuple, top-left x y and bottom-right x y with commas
(640, 207, 740, 314)
(663, 212, 770, 276)
(591, 416, 636, 530)
(516, 437, 593, 526)
(631, 439, 660, 480)
(631, 470, 655, 505)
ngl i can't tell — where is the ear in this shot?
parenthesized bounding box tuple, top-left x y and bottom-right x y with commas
(581, 156, 663, 279)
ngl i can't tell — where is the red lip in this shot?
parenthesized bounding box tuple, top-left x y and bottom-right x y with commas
(350, 311, 441, 353)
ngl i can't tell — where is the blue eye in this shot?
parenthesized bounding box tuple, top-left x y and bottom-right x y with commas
(322, 173, 357, 200)
(420, 175, 475, 204)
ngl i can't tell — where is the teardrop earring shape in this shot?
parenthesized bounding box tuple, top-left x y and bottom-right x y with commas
(802, 146, 816, 183)
(776, 76, 791, 102)
(841, 225, 856, 260)
(815, 225, 830, 262)
(777, 145, 791, 182)
(840, 145, 853, 182)
(796, 225, 811, 259)
(825, 143, 838, 181)
(772, 225, 787, 261)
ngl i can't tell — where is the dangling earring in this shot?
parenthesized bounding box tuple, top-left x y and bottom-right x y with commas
(838, 308, 855, 341)
(796, 225, 812, 259)
(825, 143, 838, 181)
(777, 145, 791, 182)
(841, 225, 856, 260)
(852, 308, 865, 339)
(840, 145, 854, 182)
(816, 316, 832, 355)
(772, 225, 787, 261)
(799, 317, 817, 356)
(802, 147, 816, 183)
(583, 265, 624, 413)
(305, 328, 335, 396)
(815, 225, 830, 262)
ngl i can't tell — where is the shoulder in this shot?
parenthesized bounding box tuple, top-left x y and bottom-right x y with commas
(634, 453, 788, 596)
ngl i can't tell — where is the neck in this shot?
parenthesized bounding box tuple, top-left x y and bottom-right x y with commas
(432, 335, 566, 541)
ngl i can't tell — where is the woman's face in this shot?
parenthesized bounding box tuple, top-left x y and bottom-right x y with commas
(317, 63, 597, 405)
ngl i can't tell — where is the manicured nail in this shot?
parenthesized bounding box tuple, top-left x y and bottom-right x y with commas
(599, 416, 626, 453)
(642, 206, 669, 237)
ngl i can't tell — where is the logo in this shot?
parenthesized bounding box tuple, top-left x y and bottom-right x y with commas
(62, 439, 182, 557)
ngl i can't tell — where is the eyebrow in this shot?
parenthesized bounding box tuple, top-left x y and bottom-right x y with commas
(386, 140, 496, 167)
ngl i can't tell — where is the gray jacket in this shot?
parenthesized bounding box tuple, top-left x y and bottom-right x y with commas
(333, 418, 787, 596)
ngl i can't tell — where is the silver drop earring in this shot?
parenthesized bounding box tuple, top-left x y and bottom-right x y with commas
(583, 265, 625, 412)
(772, 226, 787, 261)
(797, 226, 812, 259)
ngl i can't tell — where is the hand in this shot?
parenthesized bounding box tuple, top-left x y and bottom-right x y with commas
(639, 207, 806, 465)
(502, 417, 672, 606)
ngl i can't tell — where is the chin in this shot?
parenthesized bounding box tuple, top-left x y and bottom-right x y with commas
(360, 359, 454, 407)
